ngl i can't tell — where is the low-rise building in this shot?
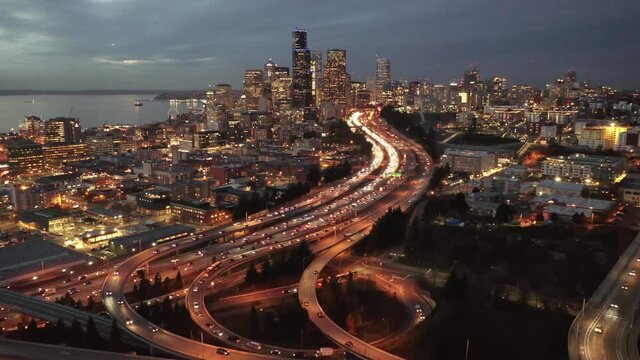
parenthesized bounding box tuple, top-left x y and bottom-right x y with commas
(441, 148, 497, 174)
(541, 154, 625, 182)
(536, 179, 584, 197)
(170, 200, 230, 226)
(18, 207, 74, 233)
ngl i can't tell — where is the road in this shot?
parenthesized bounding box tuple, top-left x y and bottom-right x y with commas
(297, 112, 430, 360)
(0, 337, 170, 360)
(568, 229, 640, 360)
(102, 111, 404, 359)
(184, 110, 417, 356)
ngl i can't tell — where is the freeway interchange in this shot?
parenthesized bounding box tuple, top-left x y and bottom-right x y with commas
(2, 111, 432, 360)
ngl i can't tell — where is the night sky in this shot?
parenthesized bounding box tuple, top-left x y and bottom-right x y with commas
(1, 0, 639, 90)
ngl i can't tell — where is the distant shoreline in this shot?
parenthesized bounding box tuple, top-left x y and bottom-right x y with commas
(0, 90, 185, 96)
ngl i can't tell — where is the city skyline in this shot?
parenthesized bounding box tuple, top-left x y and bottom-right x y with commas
(1, 0, 639, 90)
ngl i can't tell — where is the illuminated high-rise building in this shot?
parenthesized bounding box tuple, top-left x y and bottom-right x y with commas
(264, 59, 276, 84)
(323, 49, 348, 106)
(292, 28, 312, 108)
(311, 50, 323, 105)
(375, 58, 391, 103)
(215, 84, 233, 110)
(243, 69, 264, 111)
(44, 117, 82, 144)
(19, 115, 44, 143)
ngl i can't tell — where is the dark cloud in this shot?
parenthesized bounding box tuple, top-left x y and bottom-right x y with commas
(0, 0, 638, 90)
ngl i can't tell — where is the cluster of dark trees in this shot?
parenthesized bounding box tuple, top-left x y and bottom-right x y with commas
(277, 182, 311, 204)
(316, 276, 405, 336)
(379, 105, 440, 161)
(10, 317, 128, 353)
(130, 270, 183, 303)
(54, 292, 102, 313)
(233, 192, 266, 220)
(242, 298, 319, 347)
(324, 119, 373, 156)
(245, 242, 314, 284)
(428, 163, 451, 190)
(321, 161, 352, 183)
(355, 207, 409, 254)
(136, 298, 193, 338)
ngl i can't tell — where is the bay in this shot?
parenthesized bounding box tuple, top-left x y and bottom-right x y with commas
(0, 94, 194, 132)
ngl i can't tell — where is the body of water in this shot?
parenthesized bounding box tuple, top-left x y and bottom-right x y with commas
(0, 94, 192, 131)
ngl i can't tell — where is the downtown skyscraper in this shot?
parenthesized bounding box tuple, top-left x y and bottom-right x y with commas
(323, 49, 348, 106)
(292, 28, 312, 108)
(311, 50, 323, 105)
(375, 58, 391, 102)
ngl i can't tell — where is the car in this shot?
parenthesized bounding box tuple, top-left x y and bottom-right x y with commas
(153, 249, 159, 254)
(228, 335, 241, 343)
(193, 302, 200, 309)
(270, 349, 282, 355)
(125, 318, 133, 326)
(193, 286, 199, 292)
(205, 322, 213, 329)
(113, 270, 120, 276)
(104, 290, 112, 296)
(317, 312, 324, 318)
(149, 326, 159, 332)
(313, 270, 319, 275)
(78, 275, 86, 280)
(610, 303, 619, 309)
(594, 326, 604, 334)
(215, 330, 223, 337)
(67, 288, 78, 295)
(62, 279, 71, 284)
(622, 284, 629, 290)
(117, 298, 125, 306)
(630, 270, 637, 276)
(345, 341, 354, 348)
(83, 281, 92, 286)
(216, 348, 230, 356)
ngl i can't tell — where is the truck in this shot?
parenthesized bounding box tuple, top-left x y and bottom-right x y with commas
(318, 348, 334, 357)
(246, 341, 261, 350)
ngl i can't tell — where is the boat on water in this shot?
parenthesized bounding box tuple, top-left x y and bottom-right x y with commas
(24, 98, 35, 104)
(134, 101, 143, 107)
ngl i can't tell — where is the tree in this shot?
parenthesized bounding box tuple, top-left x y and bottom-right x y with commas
(245, 261, 259, 284)
(494, 203, 514, 223)
(175, 271, 183, 288)
(535, 212, 544, 222)
(549, 212, 559, 223)
(453, 192, 470, 216)
(250, 304, 260, 339)
(69, 319, 84, 347)
(109, 319, 124, 352)
(86, 317, 103, 349)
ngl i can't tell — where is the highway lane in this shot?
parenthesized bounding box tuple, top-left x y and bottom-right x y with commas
(0, 337, 170, 360)
(569, 230, 640, 360)
(298, 112, 430, 360)
(102, 114, 397, 359)
(185, 112, 409, 356)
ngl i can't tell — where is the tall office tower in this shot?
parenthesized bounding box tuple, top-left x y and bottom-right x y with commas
(463, 67, 480, 87)
(274, 66, 289, 78)
(272, 76, 293, 111)
(292, 28, 312, 108)
(215, 84, 233, 110)
(205, 85, 217, 125)
(311, 50, 323, 105)
(323, 49, 348, 106)
(44, 117, 82, 144)
(243, 69, 264, 111)
(375, 58, 391, 102)
(264, 59, 276, 83)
